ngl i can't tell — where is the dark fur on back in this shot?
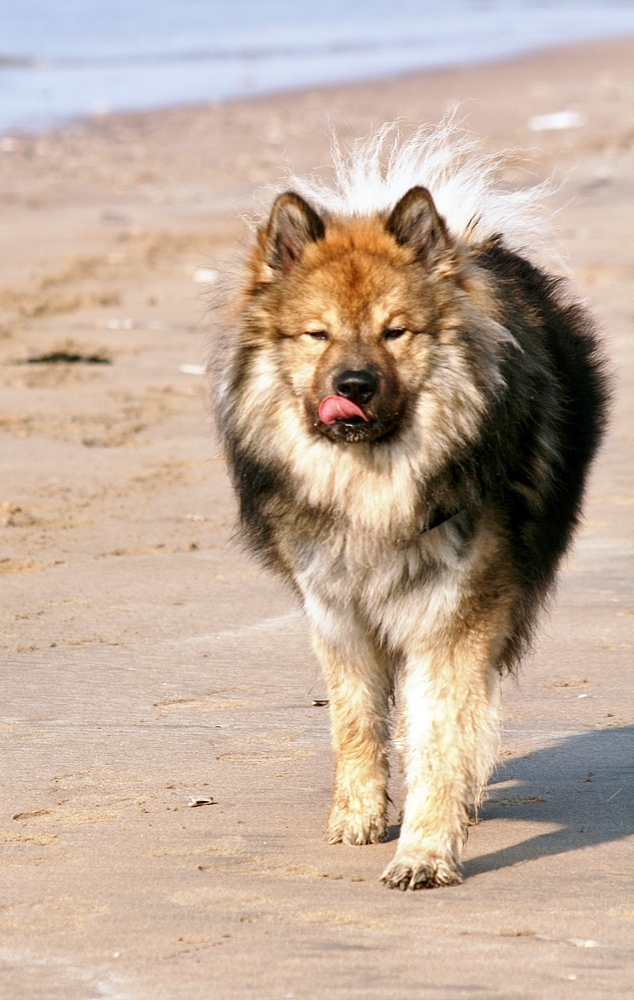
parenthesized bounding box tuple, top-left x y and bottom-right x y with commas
(468, 239, 609, 665)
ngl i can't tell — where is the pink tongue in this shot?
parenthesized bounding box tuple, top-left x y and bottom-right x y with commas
(318, 395, 369, 425)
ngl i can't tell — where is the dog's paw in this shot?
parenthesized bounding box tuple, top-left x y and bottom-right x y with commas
(380, 852, 461, 890)
(327, 808, 387, 846)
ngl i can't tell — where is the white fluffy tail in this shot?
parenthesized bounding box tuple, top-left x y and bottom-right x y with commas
(285, 114, 562, 268)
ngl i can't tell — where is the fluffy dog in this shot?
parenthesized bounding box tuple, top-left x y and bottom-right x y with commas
(213, 124, 608, 889)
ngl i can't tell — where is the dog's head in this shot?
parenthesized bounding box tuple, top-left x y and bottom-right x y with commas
(244, 186, 469, 444)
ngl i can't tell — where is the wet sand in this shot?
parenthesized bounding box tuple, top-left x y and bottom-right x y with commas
(1, 35, 633, 1000)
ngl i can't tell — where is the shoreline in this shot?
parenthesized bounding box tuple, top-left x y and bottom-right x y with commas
(0, 2, 634, 134)
(1, 31, 634, 140)
(1, 33, 632, 292)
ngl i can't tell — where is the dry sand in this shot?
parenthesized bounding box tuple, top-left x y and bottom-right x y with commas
(1, 35, 633, 1000)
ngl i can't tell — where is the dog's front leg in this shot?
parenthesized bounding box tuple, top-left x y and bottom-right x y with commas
(381, 632, 501, 889)
(312, 628, 392, 846)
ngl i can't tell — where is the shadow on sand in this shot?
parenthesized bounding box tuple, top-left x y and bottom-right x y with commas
(382, 725, 633, 875)
(462, 724, 634, 878)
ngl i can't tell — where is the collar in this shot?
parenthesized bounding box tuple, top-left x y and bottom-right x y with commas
(422, 508, 466, 534)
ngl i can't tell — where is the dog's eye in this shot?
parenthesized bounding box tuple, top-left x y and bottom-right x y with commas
(383, 328, 407, 341)
(305, 331, 329, 341)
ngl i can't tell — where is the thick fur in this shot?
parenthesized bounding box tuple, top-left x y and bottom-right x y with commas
(213, 125, 609, 890)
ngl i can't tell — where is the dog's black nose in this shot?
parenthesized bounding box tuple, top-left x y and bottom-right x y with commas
(335, 369, 378, 405)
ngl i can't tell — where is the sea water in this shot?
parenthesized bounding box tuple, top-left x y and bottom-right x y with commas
(1, 0, 634, 132)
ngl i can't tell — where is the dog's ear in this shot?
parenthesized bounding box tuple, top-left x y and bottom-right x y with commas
(264, 192, 325, 276)
(386, 186, 450, 257)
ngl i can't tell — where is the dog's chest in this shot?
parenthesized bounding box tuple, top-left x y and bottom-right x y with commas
(289, 517, 477, 652)
(290, 516, 464, 605)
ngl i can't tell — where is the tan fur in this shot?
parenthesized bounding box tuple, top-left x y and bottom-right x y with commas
(217, 212, 515, 886)
(214, 157, 607, 889)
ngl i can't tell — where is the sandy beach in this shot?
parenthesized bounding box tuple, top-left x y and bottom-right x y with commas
(1, 34, 633, 999)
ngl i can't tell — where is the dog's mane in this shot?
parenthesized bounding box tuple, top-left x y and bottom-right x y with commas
(283, 117, 561, 269)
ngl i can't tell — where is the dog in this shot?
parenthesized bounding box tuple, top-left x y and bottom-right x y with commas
(213, 124, 609, 889)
